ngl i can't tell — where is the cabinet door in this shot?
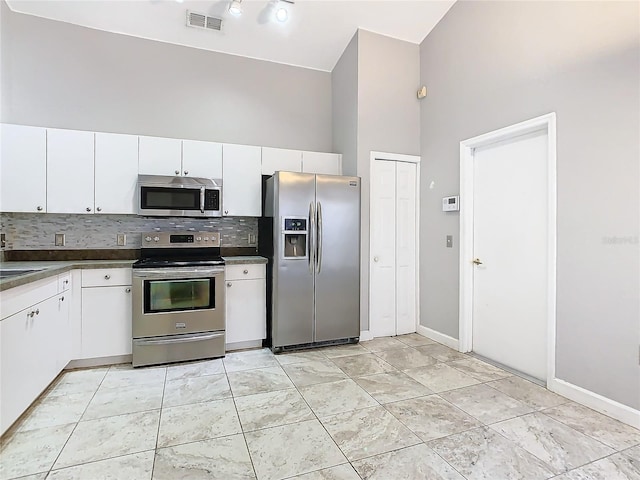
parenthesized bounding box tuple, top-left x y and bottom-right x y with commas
(55, 292, 71, 372)
(81, 285, 132, 359)
(225, 278, 266, 344)
(138, 136, 182, 176)
(302, 151, 342, 175)
(261, 147, 302, 175)
(182, 140, 223, 178)
(222, 144, 262, 216)
(0, 124, 47, 213)
(95, 133, 139, 214)
(47, 129, 95, 213)
(1, 307, 37, 433)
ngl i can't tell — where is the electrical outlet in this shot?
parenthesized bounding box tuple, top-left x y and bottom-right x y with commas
(248, 233, 257, 245)
(446, 235, 453, 248)
(117, 234, 126, 246)
(55, 233, 65, 246)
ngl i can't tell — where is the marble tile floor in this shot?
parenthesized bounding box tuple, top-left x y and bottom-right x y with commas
(1, 334, 639, 480)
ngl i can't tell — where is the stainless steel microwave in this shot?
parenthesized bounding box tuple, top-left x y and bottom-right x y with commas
(138, 175, 222, 217)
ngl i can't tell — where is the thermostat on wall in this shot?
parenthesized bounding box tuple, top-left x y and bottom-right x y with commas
(442, 196, 459, 212)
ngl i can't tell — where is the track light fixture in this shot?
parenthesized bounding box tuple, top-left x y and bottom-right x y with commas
(275, 0, 294, 23)
(228, 0, 243, 17)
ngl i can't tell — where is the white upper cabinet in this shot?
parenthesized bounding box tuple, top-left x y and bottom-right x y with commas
(222, 144, 261, 217)
(47, 129, 95, 214)
(302, 151, 342, 175)
(182, 140, 223, 178)
(138, 136, 182, 176)
(261, 147, 302, 175)
(95, 133, 139, 214)
(0, 124, 47, 213)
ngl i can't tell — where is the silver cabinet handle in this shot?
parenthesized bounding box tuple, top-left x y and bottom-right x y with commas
(227, 282, 232, 287)
(60, 296, 65, 302)
(35, 309, 40, 315)
(184, 170, 189, 175)
(374, 256, 379, 262)
(308, 201, 315, 274)
(37, 206, 43, 211)
(125, 287, 131, 293)
(243, 269, 248, 274)
(316, 201, 323, 274)
(28, 310, 35, 318)
(104, 274, 111, 280)
(86, 207, 92, 212)
(224, 210, 229, 215)
(175, 170, 180, 175)
(64, 279, 69, 285)
(473, 258, 483, 265)
(96, 207, 102, 212)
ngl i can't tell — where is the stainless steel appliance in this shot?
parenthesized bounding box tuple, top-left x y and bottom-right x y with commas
(263, 172, 360, 352)
(132, 232, 225, 367)
(138, 175, 222, 217)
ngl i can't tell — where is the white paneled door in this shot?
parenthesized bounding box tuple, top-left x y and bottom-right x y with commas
(370, 157, 418, 338)
(472, 130, 549, 381)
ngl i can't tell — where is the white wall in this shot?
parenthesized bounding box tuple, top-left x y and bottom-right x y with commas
(0, 1, 332, 151)
(332, 33, 358, 177)
(419, 0, 640, 409)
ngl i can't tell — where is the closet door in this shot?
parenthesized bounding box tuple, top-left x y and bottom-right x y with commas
(369, 159, 418, 337)
(369, 160, 397, 337)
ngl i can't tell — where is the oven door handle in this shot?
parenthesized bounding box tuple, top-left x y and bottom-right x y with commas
(133, 268, 224, 279)
(134, 332, 224, 346)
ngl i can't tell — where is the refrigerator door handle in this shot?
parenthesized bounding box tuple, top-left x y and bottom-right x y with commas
(309, 201, 315, 274)
(316, 201, 323, 274)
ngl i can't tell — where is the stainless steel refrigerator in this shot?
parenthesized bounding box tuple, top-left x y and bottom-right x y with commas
(264, 171, 360, 351)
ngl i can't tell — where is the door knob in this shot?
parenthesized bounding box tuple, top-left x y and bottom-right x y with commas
(373, 256, 379, 262)
(184, 170, 189, 175)
(96, 207, 102, 212)
(175, 170, 180, 175)
(473, 258, 483, 265)
(37, 206, 43, 211)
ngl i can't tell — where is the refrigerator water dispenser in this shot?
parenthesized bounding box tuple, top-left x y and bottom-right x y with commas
(282, 217, 307, 259)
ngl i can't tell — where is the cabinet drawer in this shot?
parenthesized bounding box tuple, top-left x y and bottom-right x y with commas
(58, 272, 71, 292)
(225, 264, 265, 281)
(82, 268, 132, 287)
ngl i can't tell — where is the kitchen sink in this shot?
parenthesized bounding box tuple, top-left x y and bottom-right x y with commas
(0, 269, 44, 279)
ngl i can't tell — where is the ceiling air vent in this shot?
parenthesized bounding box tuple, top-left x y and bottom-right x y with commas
(186, 10, 222, 31)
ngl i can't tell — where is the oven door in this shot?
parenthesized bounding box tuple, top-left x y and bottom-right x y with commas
(132, 267, 225, 338)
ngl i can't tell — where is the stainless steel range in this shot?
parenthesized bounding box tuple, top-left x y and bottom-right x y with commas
(131, 232, 225, 367)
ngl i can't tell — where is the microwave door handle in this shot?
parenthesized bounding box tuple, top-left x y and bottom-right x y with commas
(200, 187, 205, 213)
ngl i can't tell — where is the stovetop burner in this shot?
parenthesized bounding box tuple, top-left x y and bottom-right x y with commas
(133, 257, 224, 268)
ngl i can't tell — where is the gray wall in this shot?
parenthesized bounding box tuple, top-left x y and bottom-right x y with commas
(0, 2, 332, 151)
(420, 0, 640, 409)
(332, 33, 358, 177)
(356, 30, 421, 331)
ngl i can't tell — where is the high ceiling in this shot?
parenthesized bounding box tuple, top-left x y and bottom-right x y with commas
(6, 0, 456, 72)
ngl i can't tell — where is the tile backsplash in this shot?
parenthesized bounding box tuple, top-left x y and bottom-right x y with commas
(0, 213, 258, 250)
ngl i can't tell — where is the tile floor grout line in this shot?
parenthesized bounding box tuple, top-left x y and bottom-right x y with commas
(224, 352, 260, 480)
(42, 366, 109, 477)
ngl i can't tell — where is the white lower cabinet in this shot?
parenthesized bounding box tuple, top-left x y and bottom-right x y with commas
(80, 269, 132, 359)
(0, 285, 68, 434)
(225, 264, 266, 346)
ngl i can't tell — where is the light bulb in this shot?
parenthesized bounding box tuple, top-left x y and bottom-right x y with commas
(275, 7, 288, 22)
(229, 0, 243, 16)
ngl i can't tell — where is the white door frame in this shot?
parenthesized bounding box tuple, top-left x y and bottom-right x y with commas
(369, 151, 421, 337)
(458, 113, 557, 384)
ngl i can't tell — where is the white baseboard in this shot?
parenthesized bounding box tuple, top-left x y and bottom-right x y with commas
(417, 325, 460, 350)
(65, 354, 132, 369)
(225, 340, 264, 352)
(359, 330, 374, 341)
(548, 378, 640, 429)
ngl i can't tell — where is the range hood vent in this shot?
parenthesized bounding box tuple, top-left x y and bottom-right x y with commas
(186, 11, 222, 31)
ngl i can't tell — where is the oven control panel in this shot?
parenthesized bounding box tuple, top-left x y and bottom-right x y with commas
(142, 231, 220, 248)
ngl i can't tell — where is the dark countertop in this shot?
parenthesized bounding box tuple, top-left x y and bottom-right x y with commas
(223, 256, 268, 265)
(0, 260, 135, 292)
